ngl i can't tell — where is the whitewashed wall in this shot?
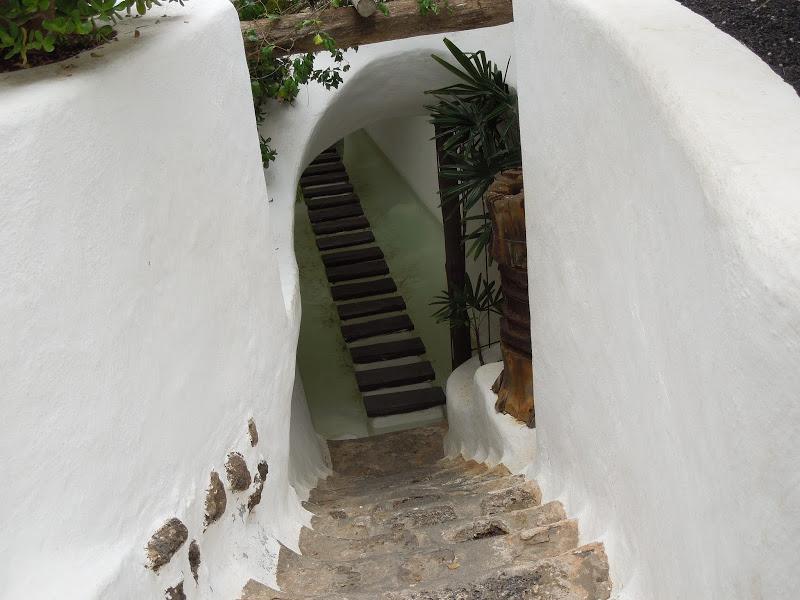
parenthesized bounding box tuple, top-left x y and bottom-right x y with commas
(262, 24, 516, 365)
(0, 2, 327, 599)
(365, 117, 441, 222)
(512, 1, 800, 599)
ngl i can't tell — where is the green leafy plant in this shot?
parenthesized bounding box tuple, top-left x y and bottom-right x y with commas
(426, 39, 522, 356)
(426, 38, 520, 226)
(236, 0, 361, 166)
(432, 273, 503, 365)
(0, 0, 183, 67)
(417, 0, 449, 16)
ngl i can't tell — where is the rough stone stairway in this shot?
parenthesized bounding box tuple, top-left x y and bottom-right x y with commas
(298, 146, 447, 423)
(241, 424, 612, 599)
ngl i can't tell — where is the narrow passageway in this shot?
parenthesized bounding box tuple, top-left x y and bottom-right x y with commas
(242, 424, 612, 599)
(296, 144, 447, 434)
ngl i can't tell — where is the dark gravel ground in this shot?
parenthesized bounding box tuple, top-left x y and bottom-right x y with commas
(677, 0, 800, 94)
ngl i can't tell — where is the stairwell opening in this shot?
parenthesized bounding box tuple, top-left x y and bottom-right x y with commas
(294, 126, 455, 440)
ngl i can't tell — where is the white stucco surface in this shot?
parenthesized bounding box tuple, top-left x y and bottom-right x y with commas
(262, 25, 515, 310)
(510, 0, 800, 598)
(5, 0, 798, 598)
(0, 2, 327, 598)
(444, 352, 537, 474)
(364, 117, 442, 223)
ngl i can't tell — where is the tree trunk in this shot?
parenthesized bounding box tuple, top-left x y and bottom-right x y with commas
(436, 127, 472, 370)
(241, 0, 514, 57)
(486, 169, 535, 427)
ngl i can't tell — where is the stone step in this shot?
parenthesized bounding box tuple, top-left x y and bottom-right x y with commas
(306, 192, 360, 211)
(364, 387, 446, 418)
(327, 259, 390, 284)
(316, 230, 375, 252)
(323, 246, 385, 269)
(241, 543, 609, 600)
(312, 457, 495, 496)
(312, 215, 370, 236)
(300, 500, 566, 561)
(327, 423, 447, 477)
(330, 277, 397, 302)
(276, 519, 580, 597)
(375, 543, 612, 600)
(308, 203, 364, 224)
(311, 459, 502, 499)
(341, 314, 413, 342)
(309, 470, 525, 513)
(303, 181, 354, 198)
(337, 296, 405, 321)
(307, 480, 542, 540)
(356, 361, 435, 392)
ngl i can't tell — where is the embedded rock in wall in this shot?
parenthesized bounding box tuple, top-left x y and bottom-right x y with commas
(165, 581, 186, 600)
(248, 418, 259, 446)
(247, 481, 264, 513)
(257, 460, 269, 481)
(204, 471, 227, 526)
(226, 452, 252, 491)
(189, 540, 201, 583)
(146, 518, 189, 571)
(248, 460, 269, 513)
(485, 169, 535, 427)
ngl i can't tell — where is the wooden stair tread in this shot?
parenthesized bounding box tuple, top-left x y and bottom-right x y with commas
(309, 203, 364, 224)
(363, 387, 446, 418)
(311, 150, 338, 163)
(349, 337, 426, 364)
(341, 314, 413, 342)
(356, 361, 436, 392)
(308, 156, 340, 168)
(301, 171, 350, 186)
(331, 278, 397, 301)
(306, 193, 360, 211)
(313, 216, 370, 236)
(327, 260, 389, 284)
(303, 161, 346, 177)
(323, 246, 384, 268)
(316, 231, 375, 251)
(303, 182, 354, 198)
(337, 296, 405, 321)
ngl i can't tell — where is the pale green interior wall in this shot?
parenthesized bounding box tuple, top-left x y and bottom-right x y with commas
(295, 129, 450, 440)
(294, 196, 369, 440)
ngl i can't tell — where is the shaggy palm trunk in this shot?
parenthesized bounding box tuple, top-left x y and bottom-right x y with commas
(485, 169, 535, 427)
(436, 128, 472, 370)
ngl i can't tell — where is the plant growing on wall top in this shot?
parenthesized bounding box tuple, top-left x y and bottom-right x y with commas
(0, 0, 184, 70)
(236, 0, 367, 167)
(237, 0, 451, 167)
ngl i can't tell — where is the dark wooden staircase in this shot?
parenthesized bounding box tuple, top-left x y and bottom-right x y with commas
(299, 145, 446, 421)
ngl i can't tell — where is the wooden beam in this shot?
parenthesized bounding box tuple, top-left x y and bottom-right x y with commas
(241, 0, 513, 57)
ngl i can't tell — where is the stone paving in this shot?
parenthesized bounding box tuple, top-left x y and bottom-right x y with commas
(241, 423, 612, 600)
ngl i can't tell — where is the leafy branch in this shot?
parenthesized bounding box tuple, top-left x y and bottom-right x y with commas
(432, 273, 503, 365)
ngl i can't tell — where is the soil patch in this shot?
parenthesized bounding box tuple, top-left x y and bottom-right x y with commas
(677, 0, 800, 94)
(0, 32, 114, 74)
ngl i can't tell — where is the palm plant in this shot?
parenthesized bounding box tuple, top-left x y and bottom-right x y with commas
(426, 38, 521, 234)
(426, 38, 522, 356)
(432, 274, 503, 366)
